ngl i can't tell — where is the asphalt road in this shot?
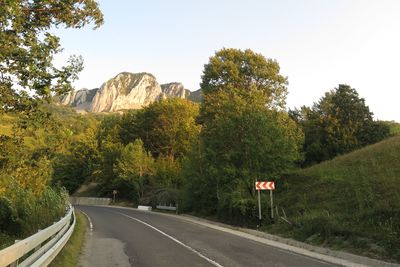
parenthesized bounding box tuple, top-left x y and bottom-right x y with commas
(77, 205, 339, 267)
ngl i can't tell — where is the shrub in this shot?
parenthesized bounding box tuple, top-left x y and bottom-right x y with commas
(0, 197, 15, 234)
(294, 210, 351, 241)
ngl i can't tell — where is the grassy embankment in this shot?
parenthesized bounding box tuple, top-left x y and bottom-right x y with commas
(270, 135, 400, 262)
(49, 210, 88, 267)
(0, 114, 16, 136)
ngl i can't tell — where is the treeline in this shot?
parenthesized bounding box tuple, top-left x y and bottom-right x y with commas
(0, 0, 103, 246)
(290, 85, 390, 166)
(0, 106, 100, 246)
(55, 48, 392, 226)
(55, 99, 200, 206)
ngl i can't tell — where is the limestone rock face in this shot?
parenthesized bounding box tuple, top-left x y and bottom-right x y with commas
(60, 72, 201, 112)
(90, 72, 162, 112)
(60, 88, 98, 111)
(160, 83, 190, 99)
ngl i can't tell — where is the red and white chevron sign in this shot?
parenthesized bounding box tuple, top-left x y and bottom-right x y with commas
(255, 181, 275, 190)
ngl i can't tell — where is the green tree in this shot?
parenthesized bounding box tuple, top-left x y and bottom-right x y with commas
(0, 0, 103, 113)
(92, 114, 126, 197)
(293, 84, 390, 165)
(122, 99, 200, 159)
(53, 129, 100, 193)
(150, 156, 183, 206)
(200, 48, 288, 115)
(188, 48, 302, 223)
(114, 140, 154, 203)
(0, 1, 103, 242)
(187, 90, 303, 222)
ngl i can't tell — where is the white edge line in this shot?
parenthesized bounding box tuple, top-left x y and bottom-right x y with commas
(114, 211, 224, 267)
(78, 209, 94, 232)
(179, 218, 364, 267)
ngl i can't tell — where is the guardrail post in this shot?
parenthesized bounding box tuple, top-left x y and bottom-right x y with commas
(10, 240, 20, 267)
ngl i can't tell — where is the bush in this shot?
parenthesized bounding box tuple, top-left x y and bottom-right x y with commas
(0, 179, 68, 239)
(0, 197, 15, 234)
(294, 210, 351, 241)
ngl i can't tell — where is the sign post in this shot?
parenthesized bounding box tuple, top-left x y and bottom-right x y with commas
(270, 190, 274, 220)
(112, 190, 117, 203)
(258, 186, 261, 220)
(255, 181, 275, 220)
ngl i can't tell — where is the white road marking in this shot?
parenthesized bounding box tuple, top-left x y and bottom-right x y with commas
(79, 209, 94, 232)
(114, 211, 224, 267)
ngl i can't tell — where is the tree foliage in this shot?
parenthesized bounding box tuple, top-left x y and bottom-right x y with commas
(120, 98, 200, 159)
(0, 0, 103, 113)
(91, 99, 200, 204)
(114, 140, 154, 202)
(186, 90, 303, 221)
(290, 84, 390, 165)
(0, 0, 103, 243)
(200, 48, 288, 113)
(53, 128, 100, 193)
(184, 48, 302, 223)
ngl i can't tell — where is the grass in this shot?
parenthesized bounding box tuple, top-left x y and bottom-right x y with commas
(49, 210, 88, 267)
(0, 113, 17, 136)
(270, 135, 400, 263)
(0, 233, 15, 250)
(384, 120, 400, 136)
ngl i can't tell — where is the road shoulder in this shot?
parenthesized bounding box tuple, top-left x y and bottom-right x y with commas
(77, 208, 130, 267)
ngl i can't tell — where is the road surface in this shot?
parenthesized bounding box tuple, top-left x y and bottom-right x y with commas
(77, 205, 339, 267)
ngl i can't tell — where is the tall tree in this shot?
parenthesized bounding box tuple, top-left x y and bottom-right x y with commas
(0, 0, 103, 113)
(200, 48, 288, 116)
(190, 90, 303, 221)
(186, 49, 302, 222)
(0, 1, 103, 239)
(122, 98, 200, 159)
(53, 128, 100, 193)
(114, 140, 154, 202)
(293, 84, 390, 165)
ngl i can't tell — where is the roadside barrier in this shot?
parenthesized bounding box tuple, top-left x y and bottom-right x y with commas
(156, 204, 177, 211)
(0, 205, 75, 267)
(69, 197, 111, 205)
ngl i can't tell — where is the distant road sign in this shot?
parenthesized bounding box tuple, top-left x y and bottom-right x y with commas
(255, 181, 275, 190)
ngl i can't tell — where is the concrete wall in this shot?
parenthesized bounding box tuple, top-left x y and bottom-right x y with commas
(70, 197, 111, 206)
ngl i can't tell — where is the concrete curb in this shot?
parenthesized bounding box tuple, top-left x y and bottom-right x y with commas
(93, 205, 400, 267)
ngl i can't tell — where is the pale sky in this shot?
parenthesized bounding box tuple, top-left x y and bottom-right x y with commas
(53, 0, 400, 122)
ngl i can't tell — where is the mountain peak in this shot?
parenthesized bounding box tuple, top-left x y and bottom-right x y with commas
(60, 72, 201, 113)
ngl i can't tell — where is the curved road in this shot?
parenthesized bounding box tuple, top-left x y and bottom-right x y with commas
(77, 205, 339, 267)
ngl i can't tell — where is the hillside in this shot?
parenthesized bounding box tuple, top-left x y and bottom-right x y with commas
(0, 114, 16, 136)
(0, 105, 100, 150)
(272, 135, 400, 262)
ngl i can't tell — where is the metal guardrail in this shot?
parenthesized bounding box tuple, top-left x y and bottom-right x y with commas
(0, 205, 75, 267)
(69, 197, 111, 205)
(156, 204, 177, 211)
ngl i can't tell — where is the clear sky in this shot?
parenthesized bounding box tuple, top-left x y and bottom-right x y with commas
(53, 0, 400, 122)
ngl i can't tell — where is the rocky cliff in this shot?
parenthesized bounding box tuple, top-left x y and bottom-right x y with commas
(160, 83, 190, 99)
(60, 88, 98, 110)
(90, 72, 162, 112)
(60, 72, 200, 112)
